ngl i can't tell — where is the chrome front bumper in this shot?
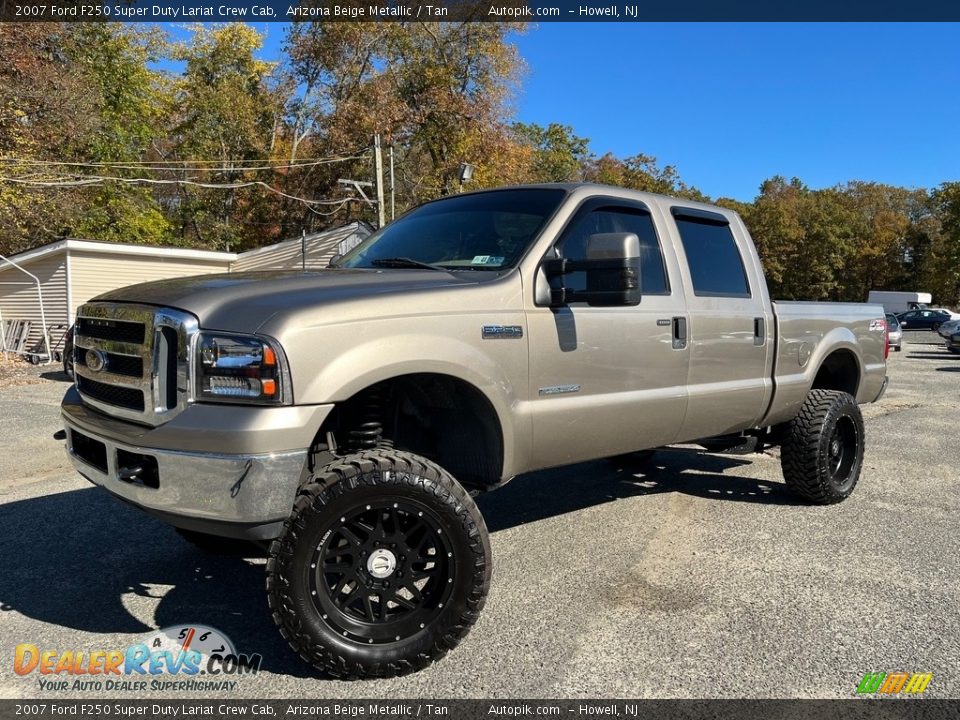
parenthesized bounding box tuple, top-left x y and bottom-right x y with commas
(62, 391, 316, 540)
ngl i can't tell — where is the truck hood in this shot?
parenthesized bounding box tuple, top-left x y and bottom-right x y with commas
(93, 269, 479, 333)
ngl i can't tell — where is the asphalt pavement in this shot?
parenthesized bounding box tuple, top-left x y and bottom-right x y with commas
(0, 331, 957, 699)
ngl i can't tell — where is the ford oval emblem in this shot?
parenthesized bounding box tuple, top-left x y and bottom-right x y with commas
(85, 349, 107, 373)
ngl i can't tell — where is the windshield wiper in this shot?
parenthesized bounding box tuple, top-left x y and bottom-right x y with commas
(370, 257, 447, 271)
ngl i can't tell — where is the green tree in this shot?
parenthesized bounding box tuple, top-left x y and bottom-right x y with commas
(582, 152, 705, 200)
(512, 123, 589, 183)
(168, 24, 286, 250)
(0, 24, 92, 252)
(747, 177, 849, 300)
(68, 25, 173, 245)
(283, 20, 530, 216)
(928, 182, 960, 307)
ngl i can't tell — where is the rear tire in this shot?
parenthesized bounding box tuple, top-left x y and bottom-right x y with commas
(266, 449, 491, 679)
(780, 390, 865, 505)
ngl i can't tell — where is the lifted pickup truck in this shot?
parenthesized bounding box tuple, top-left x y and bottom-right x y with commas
(61, 184, 889, 678)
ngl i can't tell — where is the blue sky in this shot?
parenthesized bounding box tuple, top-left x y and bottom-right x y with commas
(164, 22, 960, 201)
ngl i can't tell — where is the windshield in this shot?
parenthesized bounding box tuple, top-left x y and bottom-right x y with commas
(339, 188, 566, 271)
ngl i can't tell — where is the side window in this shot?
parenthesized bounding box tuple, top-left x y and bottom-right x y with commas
(556, 206, 669, 295)
(673, 211, 751, 298)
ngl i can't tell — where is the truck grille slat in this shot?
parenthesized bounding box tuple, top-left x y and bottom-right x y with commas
(76, 317, 145, 344)
(77, 376, 145, 412)
(74, 303, 197, 426)
(77, 351, 143, 378)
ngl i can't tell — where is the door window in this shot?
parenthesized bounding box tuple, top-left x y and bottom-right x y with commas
(673, 210, 751, 298)
(555, 204, 669, 296)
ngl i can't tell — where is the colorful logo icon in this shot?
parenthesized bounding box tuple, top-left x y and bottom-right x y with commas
(857, 672, 933, 695)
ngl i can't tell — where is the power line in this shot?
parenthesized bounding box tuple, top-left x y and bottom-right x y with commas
(0, 154, 371, 173)
(0, 174, 361, 208)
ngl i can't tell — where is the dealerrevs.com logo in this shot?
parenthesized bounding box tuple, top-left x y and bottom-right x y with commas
(14, 625, 262, 692)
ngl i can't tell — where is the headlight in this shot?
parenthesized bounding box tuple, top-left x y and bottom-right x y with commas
(194, 333, 288, 404)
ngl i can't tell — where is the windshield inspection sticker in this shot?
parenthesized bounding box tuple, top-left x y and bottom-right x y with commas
(471, 255, 504, 266)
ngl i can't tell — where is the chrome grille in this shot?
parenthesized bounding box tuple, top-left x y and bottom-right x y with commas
(73, 303, 198, 426)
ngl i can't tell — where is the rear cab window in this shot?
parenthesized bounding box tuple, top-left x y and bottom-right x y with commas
(671, 207, 751, 298)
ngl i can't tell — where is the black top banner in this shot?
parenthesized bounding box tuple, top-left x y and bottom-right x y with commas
(2, 0, 960, 22)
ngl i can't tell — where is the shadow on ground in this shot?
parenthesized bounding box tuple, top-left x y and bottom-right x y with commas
(479, 449, 802, 532)
(0, 448, 792, 678)
(906, 352, 959, 360)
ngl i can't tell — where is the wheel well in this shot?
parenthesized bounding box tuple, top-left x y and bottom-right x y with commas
(812, 350, 860, 397)
(311, 374, 504, 492)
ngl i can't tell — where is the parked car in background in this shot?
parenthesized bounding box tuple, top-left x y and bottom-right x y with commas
(896, 309, 953, 331)
(930, 308, 960, 319)
(937, 318, 960, 339)
(885, 314, 902, 351)
(948, 332, 960, 355)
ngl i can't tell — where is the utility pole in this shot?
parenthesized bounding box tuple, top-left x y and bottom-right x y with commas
(301, 229, 307, 270)
(374, 134, 386, 228)
(389, 145, 396, 222)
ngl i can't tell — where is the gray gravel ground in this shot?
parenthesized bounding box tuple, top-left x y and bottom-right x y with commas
(0, 331, 957, 699)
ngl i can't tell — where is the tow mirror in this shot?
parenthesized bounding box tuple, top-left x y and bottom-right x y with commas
(543, 232, 641, 307)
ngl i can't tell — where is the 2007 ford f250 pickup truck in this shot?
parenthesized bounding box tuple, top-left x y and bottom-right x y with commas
(61, 184, 889, 677)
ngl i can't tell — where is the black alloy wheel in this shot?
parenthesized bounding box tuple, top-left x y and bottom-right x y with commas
(310, 500, 455, 645)
(825, 414, 859, 494)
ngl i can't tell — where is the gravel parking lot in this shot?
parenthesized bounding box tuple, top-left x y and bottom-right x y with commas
(1, 331, 958, 699)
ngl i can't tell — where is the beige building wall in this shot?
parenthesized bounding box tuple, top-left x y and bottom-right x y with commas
(68, 250, 232, 320)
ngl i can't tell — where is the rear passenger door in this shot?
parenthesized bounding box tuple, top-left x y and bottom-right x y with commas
(668, 206, 773, 441)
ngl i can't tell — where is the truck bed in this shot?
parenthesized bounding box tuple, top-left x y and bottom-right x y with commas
(763, 301, 888, 426)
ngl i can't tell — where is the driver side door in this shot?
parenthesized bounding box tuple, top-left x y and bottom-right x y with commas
(524, 199, 689, 469)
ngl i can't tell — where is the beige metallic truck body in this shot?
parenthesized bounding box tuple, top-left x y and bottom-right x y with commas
(61, 184, 887, 539)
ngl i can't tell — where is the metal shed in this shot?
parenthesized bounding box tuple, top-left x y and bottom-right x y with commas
(231, 221, 373, 272)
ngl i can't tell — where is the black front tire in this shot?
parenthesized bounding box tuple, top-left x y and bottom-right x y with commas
(932, 322, 942, 331)
(266, 449, 491, 679)
(781, 389, 865, 504)
(63, 333, 74, 379)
